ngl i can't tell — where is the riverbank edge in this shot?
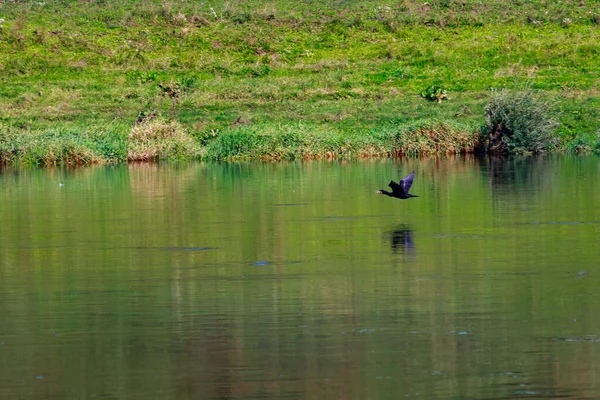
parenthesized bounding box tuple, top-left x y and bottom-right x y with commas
(0, 116, 591, 166)
(2, 0, 600, 166)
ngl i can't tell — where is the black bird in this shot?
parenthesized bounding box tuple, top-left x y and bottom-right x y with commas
(376, 171, 418, 199)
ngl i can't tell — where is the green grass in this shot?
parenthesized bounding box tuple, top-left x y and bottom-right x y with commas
(1, 0, 600, 164)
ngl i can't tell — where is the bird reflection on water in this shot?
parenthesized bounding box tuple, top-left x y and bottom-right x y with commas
(388, 225, 415, 256)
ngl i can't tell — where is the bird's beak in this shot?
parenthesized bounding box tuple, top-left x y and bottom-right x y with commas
(375, 190, 382, 194)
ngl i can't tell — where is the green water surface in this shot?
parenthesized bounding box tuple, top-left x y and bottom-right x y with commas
(1, 156, 600, 399)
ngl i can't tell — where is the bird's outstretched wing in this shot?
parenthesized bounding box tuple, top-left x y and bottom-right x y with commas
(399, 172, 415, 193)
(388, 180, 404, 195)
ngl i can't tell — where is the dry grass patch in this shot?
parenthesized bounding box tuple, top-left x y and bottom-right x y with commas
(396, 123, 480, 156)
(127, 118, 201, 161)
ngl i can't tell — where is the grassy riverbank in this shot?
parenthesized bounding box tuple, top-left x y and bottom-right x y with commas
(1, 0, 599, 165)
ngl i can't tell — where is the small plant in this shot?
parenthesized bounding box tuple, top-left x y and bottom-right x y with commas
(127, 71, 158, 83)
(484, 89, 559, 154)
(158, 81, 182, 98)
(230, 12, 251, 24)
(420, 85, 448, 103)
(134, 110, 157, 125)
(157, 77, 195, 98)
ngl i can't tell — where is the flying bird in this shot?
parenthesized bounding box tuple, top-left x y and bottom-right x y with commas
(376, 171, 418, 199)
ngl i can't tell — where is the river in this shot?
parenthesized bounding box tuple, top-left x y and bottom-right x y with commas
(1, 155, 599, 399)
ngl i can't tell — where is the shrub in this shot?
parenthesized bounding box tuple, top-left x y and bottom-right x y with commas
(484, 89, 559, 154)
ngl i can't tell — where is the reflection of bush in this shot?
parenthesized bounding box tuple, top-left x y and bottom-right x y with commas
(484, 89, 559, 155)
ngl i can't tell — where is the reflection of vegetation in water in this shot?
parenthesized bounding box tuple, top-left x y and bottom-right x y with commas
(483, 155, 551, 192)
(1, 157, 600, 397)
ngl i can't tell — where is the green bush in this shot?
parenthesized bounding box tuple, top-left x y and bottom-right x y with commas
(484, 89, 559, 154)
